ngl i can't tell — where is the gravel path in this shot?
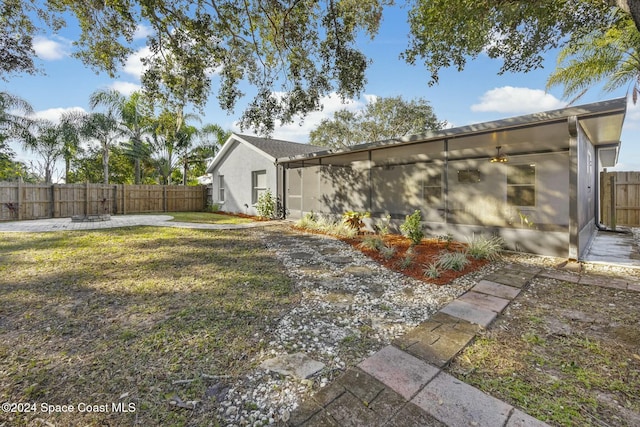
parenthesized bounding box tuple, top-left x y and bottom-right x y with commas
(214, 226, 498, 425)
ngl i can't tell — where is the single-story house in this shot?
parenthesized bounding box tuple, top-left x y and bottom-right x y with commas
(277, 98, 627, 260)
(206, 134, 324, 216)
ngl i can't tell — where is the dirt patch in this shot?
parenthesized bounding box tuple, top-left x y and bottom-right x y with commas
(448, 270, 640, 426)
(340, 234, 489, 285)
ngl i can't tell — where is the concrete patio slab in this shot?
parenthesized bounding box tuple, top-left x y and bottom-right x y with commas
(358, 346, 440, 400)
(412, 371, 513, 427)
(473, 279, 522, 299)
(440, 299, 497, 327)
(457, 291, 511, 313)
(583, 230, 640, 267)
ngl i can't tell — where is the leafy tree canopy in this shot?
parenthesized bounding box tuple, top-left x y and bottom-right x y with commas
(403, 0, 640, 85)
(309, 96, 445, 148)
(4, 0, 640, 135)
(2, 0, 389, 134)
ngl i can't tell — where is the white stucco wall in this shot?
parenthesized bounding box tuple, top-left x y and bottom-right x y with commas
(210, 141, 277, 216)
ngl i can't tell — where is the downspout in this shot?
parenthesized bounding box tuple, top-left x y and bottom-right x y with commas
(368, 150, 373, 213)
(568, 116, 579, 260)
(443, 139, 449, 225)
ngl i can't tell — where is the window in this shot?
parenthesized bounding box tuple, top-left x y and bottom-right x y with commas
(457, 169, 481, 183)
(423, 173, 442, 204)
(507, 164, 536, 206)
(252, 170, 267, 204)
(218, 175, 225, 202)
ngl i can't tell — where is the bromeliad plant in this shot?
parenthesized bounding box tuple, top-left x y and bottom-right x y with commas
(342, 211, 370, 232)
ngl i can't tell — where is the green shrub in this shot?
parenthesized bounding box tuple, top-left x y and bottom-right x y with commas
(255, 189, 276, 219)
(466, 235, 504, 260)
(400, 210, 424, 245)
(437, 251, 470, 271)
(206, 203, 220, 213)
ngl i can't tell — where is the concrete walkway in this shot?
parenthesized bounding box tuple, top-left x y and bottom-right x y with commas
(289, 263, 640, 427)
(583, 228, 640, 268)
(0, 215, 276, 232)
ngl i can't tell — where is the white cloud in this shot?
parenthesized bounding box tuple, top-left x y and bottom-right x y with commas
(123, 46, 152, 80)
(625, 97, 640, 125)
(33, 107, 86, 123)
(110, 81, 141, 96)
(471, 86, 566, 114)
(133, 24, 153, 40)
(33, 36, 69, 60)
(233, 93, 372, 143)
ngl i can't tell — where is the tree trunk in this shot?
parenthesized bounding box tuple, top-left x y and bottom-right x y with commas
(134, 158, 141, 184)
(103, 142, 109, 185)
(618, 0, 640, 32)
(65, 157, 71, 184)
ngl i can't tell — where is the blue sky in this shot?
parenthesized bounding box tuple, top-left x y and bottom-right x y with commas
(4, 5, 639, 179)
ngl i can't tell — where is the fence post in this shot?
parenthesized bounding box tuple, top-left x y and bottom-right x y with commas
(163, 185, 167, 212)
(122, 184, 126, 215)
(610, 174, 616, 231)
(51, 184, 57, 218)
(17, 178, 23, 220)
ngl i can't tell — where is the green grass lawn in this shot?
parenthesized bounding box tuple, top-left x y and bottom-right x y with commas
(0, 227, 293, 426)
(168, 212, 255, 224)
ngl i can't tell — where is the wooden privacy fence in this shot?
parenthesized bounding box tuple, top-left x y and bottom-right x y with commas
(0, 182, 208, 221)
(600, 171, 640, 228)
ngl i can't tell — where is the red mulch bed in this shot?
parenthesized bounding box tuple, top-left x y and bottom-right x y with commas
(340, 234, 489, 285)
(216, 212, 490, 285)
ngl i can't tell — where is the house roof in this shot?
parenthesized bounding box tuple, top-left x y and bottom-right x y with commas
(206, 133, 324, 173)
(279, 97, 627, 165)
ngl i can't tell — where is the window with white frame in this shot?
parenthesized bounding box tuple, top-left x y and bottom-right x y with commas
(218, 175, 225, 202)
(252, 170, 267, 204)
(507, 164, 536, 206)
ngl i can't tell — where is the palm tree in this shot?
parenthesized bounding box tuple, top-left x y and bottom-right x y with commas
(148, 109, 200, 185)
(547, 13, 640, 104)
(89, 89, 156, 184)
(58, 111, 83, 184)
(80, 112, 121, 184)
(0, 91, 34, 144)
(23, 119, 63, 183)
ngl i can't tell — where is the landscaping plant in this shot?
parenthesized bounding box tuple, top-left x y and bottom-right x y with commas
(342, 211, 370, 231)
(256, 189, 276, 219)
(436, 251, 470, 271)
(400, 210, 424, 245)
(466, 234, 504, 260)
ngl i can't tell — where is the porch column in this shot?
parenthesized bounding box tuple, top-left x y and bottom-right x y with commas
(568, 116, 579, 260)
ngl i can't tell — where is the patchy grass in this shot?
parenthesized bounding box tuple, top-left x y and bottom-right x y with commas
(448, 277, 640, 426)
(0, 227, 293, 426)
(168, 212, 254, 224)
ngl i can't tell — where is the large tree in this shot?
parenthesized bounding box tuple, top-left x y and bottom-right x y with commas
(4, 2, 640, 133)
(310, 96, 445, 148)
(1, 0, 389, 133)
(403, 0, 640, 85)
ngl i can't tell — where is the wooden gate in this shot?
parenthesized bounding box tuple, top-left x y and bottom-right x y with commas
(600, 171, 640, 228)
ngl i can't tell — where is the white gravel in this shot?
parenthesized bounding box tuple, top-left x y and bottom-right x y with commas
(214, 228, 497, 426)
(213, 226, 639, 426)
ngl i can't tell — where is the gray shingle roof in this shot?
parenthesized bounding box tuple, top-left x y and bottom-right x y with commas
(236, 134, 324, 159)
